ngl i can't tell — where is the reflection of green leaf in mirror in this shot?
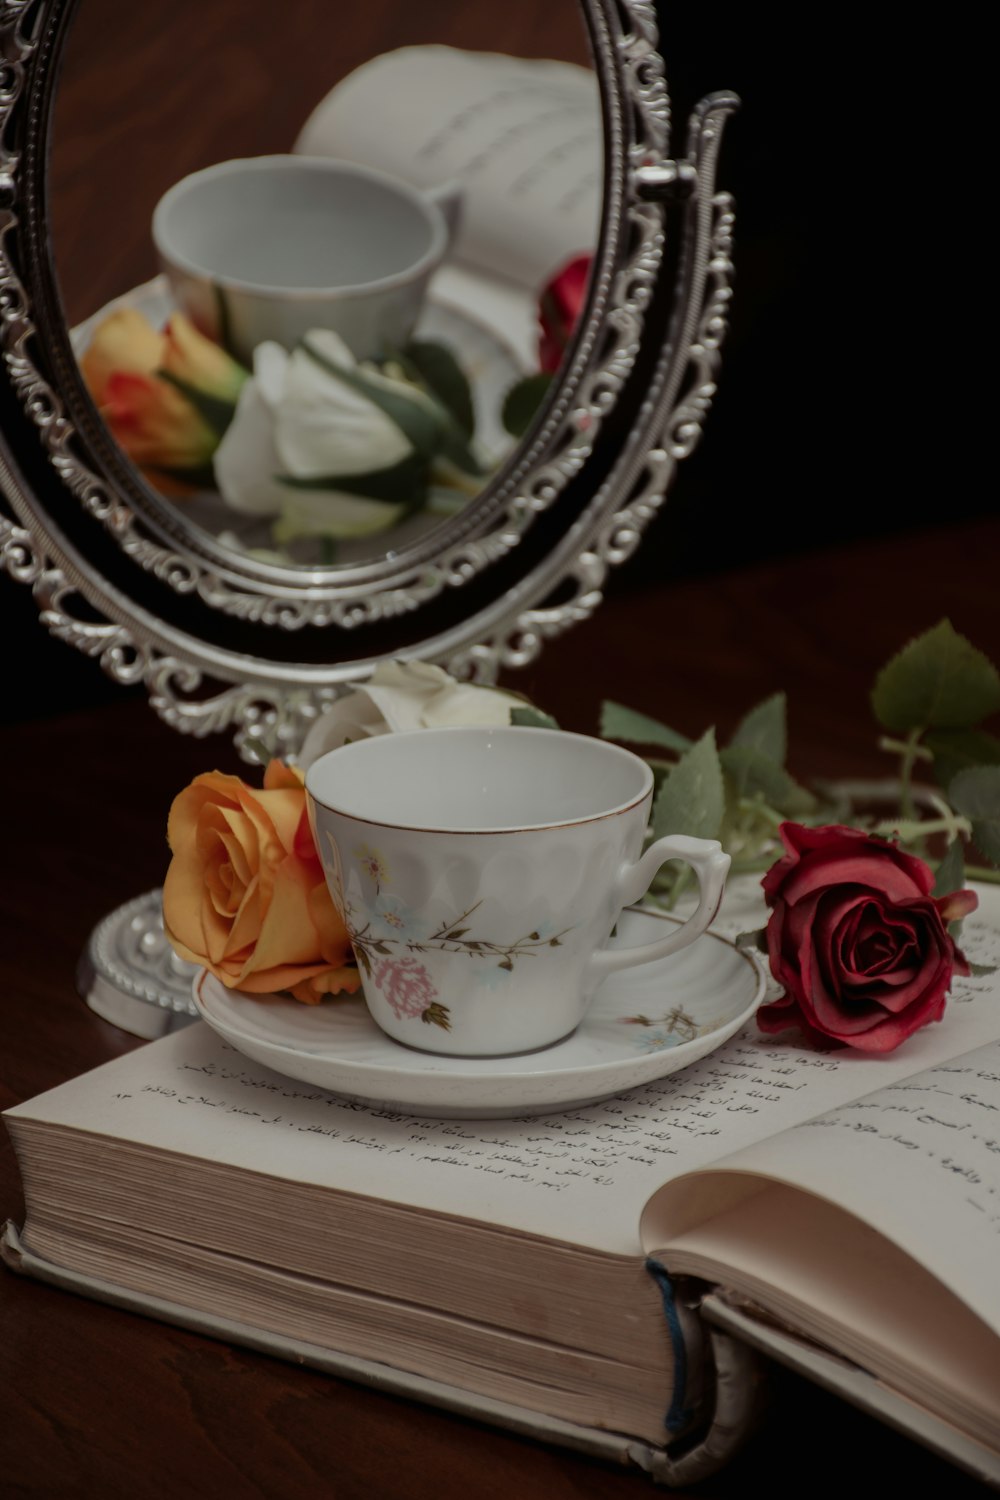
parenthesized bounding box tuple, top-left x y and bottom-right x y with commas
(502, 372, 553, 438)
(316, 335, 484, 479)
(276, 452, 428, 506)
(301, 335, 447, 461)
(872, 619, 1000, 732)
(599, 702, 692, 752)
(156, 371, 242, 441)
(399, 340, 475, 438)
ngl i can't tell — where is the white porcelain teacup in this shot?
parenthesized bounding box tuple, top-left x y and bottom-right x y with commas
(152, 155, 461, 363)
(306, 727, 730, 1058)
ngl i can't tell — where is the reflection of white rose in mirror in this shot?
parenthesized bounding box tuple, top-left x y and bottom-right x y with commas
(298, 661, 527, 768)
(213, 330, 485, 546)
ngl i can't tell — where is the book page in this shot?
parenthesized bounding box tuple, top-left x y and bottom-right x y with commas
(646, 1040, 1000, 1337)
(9, 885, 1000, 1259)
(294, 46, 601, 293)
(431, 264, 537, 370)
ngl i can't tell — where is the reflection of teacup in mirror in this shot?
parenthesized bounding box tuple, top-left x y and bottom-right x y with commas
(152, 155, 461, 364)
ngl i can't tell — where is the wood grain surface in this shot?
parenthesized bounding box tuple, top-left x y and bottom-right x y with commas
(2, 0, 994, 1493)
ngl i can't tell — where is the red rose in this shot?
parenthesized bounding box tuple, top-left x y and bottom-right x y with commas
(538, 254, 592, 374)
(756, 824, 977, 1053)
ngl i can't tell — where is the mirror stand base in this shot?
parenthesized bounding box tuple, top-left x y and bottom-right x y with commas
(77, 890, 199, 1040)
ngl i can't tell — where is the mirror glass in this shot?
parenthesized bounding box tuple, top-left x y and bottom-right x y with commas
(49, 0, 602, 572)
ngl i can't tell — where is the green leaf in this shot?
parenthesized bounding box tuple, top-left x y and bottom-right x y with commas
(871, 620, 1000, 732)
(214, 285, 238, 361)
(599, 702, 692, 752)
(969, 961, 999, 978)
(275, 451, 428, 506)
(156, 369, 241, 440)
(422, 409, 484, 477)
(932, 838, 966, 898)
(400, 339, 475, 438)
(720, 744, 816, 815)
(301, 335, 446, 461)
(925, 728, 1000, 791)
(510, 706, 560, 730)
(652, 729, 725, 842)
(948, 767, 1000, 864)
(502, 373, 552, 438)
(730, 692, 786, 765)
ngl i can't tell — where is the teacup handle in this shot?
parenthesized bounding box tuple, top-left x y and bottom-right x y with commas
(424, 180, 463, 249)
(587, 835, 731, 984)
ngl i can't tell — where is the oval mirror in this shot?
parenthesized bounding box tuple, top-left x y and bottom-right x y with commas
(53, 0, 603, 581)
(0, 0, 736, 760)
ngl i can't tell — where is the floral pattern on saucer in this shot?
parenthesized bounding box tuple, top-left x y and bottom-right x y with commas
(618, 1006, 714, 1053)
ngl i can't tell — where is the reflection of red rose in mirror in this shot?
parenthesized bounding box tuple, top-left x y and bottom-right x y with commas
(757, 823, 977, 1053)
(538, 254, 592, 374)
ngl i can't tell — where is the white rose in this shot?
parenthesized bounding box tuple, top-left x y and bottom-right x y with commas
(212, 331, 439, 539)
(298, 661, 526, 768)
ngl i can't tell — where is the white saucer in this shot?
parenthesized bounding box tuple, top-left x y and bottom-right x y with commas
(192, 908, 766, 1118)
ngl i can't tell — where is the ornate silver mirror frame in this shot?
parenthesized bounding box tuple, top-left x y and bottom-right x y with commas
(0, 0, 737, 765)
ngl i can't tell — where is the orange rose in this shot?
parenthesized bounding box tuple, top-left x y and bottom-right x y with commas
(79, 307, 246, 490)
(163, 759, 359, 1002)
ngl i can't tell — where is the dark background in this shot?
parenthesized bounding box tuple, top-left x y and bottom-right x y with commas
(3, 11, 996, 1494)
(2, 3, 968, 722)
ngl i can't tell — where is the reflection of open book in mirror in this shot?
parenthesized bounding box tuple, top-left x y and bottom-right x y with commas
(71, 43, 601, 569)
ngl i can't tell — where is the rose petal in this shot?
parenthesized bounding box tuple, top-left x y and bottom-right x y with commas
(213, 375, 288, 517)
(306, 878, 354, 966)
(298, 696, 390, 767)
(245, 854, 326, 976)
(936, 888, 979, 923)
(286, 965, 362, 1004)
(79, 308, 165, 404)
(779, 851, 928, 908)
(263, 759, 304, 792)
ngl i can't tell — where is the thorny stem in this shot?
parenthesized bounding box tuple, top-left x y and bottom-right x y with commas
(897, 727, 925, 824)
(873, 814, 973, 841)
(878, 735, 933, 764)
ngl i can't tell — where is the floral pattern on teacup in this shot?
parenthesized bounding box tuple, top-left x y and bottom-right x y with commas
(326, 835, 574, 1032)
(353, 844, 389, 892)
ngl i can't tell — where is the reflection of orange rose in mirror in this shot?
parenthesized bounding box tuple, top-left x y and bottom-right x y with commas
(163, 759, 359, 1003)
(79, 308, 246, 490)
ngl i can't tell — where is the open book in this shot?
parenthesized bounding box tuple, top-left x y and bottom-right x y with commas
(293, 46, 602, 367)
(5, 885, 1000, 1486)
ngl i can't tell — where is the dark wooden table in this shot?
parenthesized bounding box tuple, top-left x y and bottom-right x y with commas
(3, 521, 998, 1498)
(2, 0, 993, 1493)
